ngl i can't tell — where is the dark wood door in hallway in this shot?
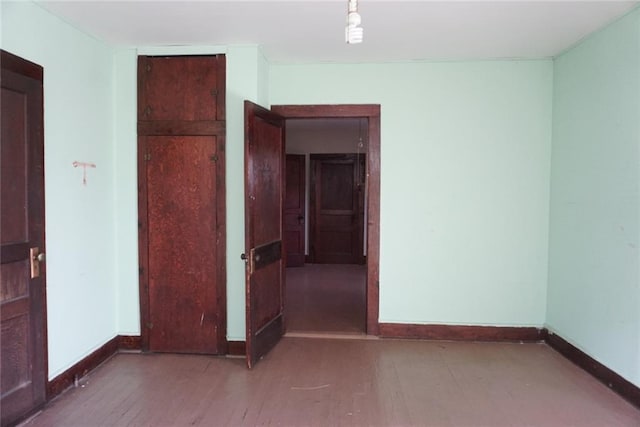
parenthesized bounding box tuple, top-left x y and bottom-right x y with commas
(310, 154, 365, 264)
(285, 264, 366, 334)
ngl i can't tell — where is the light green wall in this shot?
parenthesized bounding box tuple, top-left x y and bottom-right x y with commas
(547, 8, 640, 386)
(225, 45, 271, 339)
(113, 48, 139, 335)
(115, 52, 554, 338)
(1, 1, 117, 378)
(270, 60, 553, 326)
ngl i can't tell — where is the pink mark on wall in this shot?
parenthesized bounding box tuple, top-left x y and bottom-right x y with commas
(72, 161, 96, 186)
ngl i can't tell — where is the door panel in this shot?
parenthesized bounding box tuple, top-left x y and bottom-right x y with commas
(311, 154, 365, 264)
(138, 56, 222, 122)
(1, 50, 47, 426)
(138, 55, 226, 355)
(244, 101, 285, 368)
(284, 155, 305, 267)
(1, 90, 28, 242)
(145, 136, 219, 353)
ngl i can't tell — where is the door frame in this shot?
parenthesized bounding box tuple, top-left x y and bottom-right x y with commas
(1, 49, 48, 418)
(272, 104, 380, 335)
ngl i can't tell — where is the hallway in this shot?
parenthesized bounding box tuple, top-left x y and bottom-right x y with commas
(285, 264, 366, 334)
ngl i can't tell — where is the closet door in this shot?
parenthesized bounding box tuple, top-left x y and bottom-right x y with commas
(138, 55, 226, 354)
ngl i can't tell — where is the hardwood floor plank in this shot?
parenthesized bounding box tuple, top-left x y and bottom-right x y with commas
(286, 264, 366, 334)
(24, 338, 640, 426)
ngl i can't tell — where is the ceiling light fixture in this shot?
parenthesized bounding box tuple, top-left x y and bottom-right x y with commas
(345, 0, 363, 44)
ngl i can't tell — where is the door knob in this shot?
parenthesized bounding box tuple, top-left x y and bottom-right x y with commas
(36, 252, 45, 263)
(240, 253, 248, 261)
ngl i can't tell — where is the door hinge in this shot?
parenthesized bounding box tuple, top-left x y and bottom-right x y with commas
(146, 63, 152, 72)
(210, 155, 218, 162)
(144, 153, 151, 161)
(138, 267, 144, 275)
(210, 89, 218, 97)
(146, 322, 153, 329)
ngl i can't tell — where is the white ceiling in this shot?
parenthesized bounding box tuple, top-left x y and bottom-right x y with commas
(37, 1, 639, 63)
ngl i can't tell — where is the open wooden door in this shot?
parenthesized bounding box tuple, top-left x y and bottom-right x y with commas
(243, 101, 286, 368)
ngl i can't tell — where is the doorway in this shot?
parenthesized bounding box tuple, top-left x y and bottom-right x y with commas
(273, 105, 380, 336)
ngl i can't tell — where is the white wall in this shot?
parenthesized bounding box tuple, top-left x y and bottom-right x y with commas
(271, 60, 553, 326)
(547, 8, 640, 387)
(1, 2, 117, 378)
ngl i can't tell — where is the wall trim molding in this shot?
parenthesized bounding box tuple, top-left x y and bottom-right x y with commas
(118, 335, 142, 351)
(43, 329, 640, 410)
(379, 323, 547, 342)
(545, 332, 640, 408)
(47, 336, 119, 399)
(46, 335, 142, 400)
(378, 323, 639, 408)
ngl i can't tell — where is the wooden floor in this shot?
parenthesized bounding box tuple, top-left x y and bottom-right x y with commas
(286, 264, 366, 334)
(24, 338, 639, 426)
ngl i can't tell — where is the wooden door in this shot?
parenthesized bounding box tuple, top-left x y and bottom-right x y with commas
(1, 50, 47, 426)
(143, 136, 220, 353)
(244, 101, 286, 368)
(138, 55, 226, 354)
(310, 154, 365, 264)
(284, 154, 305, 267)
